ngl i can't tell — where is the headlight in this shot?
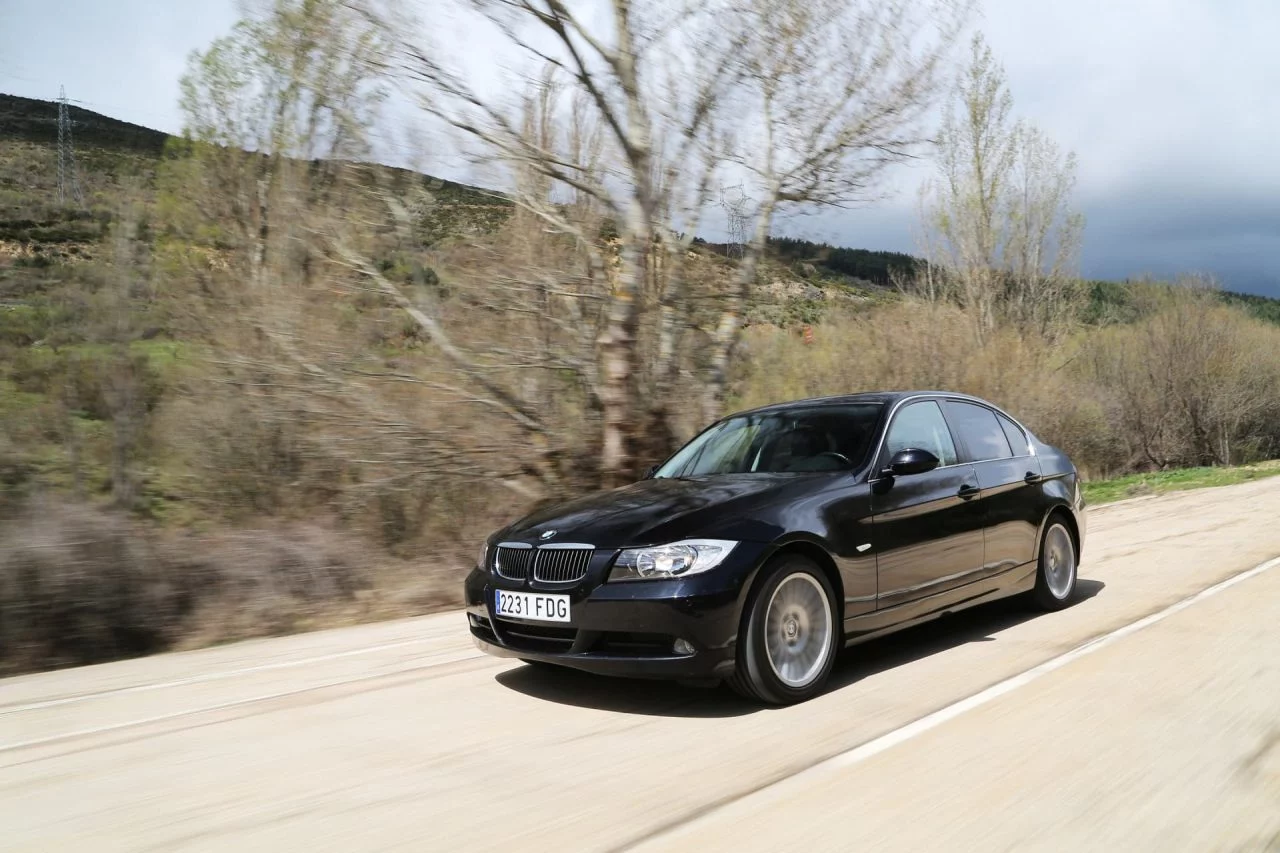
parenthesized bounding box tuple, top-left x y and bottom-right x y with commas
(478, 539, 491, 571)
(609, 539, 737, 582)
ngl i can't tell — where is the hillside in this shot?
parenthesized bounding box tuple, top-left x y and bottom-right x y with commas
(7, 91, 1280, 517)
(6, 92, 1280, 315)
(7, 92, 1280, 676)
(0, 93, 169, 151)
(0, 93, 883, 524)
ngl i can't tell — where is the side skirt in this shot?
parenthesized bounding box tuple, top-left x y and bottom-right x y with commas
(842, 563, 1037, 648)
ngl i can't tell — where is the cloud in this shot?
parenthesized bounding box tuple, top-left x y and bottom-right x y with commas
(783, 0, 1280, 294)
(1080, 190, 1280, 294)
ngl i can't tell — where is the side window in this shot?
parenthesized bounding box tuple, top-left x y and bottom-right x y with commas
(996, 412, 1030, 457)
(885, 401, 958, 467)
(946, 402, 1013, 462)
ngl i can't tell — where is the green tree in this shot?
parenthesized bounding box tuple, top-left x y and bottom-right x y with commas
(177, 0, 387, 291)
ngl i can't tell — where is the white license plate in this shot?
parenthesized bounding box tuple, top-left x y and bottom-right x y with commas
(494, 589, 571, 623)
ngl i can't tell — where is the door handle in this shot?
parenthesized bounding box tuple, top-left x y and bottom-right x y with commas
(957, 484, 980, 500)
(1024, 471, 1042, 484)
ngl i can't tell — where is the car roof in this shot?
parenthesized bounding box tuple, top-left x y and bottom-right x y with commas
(728, 391, 998, 419)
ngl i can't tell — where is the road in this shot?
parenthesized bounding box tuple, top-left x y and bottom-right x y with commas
(3, 480, 1280, 852)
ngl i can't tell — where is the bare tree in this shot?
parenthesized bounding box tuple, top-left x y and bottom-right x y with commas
(358, 0, 738, 483)
(918, 33, 1084, 341)
(173, 0, 562, 518)
(361, 0, 969, 480)
(174, 0, 971, 496)
(1003, 126, 1084, 336)
(925, 34, 1016, 334)
(702, 0, 971, 422)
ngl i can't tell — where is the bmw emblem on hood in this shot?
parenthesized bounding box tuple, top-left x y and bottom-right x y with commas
(540, 529, 557, 540)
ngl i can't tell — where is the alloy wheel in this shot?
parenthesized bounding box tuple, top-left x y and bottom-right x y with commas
(1044, 523, 1076, 600)
(763, 573, 833, 688)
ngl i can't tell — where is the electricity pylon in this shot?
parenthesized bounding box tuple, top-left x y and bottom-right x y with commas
(57, 85, 85, 208)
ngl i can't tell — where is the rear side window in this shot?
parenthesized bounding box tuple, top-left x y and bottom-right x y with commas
(996, 412, 1031, 456)
(945, 401, 1013, 462)
(884, 401, 958, 467)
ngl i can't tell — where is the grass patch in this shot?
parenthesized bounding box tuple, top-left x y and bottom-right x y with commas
(1084, 461, 1280, 505)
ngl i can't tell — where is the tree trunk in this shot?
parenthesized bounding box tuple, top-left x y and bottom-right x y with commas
(702, 200, 775, 425)
(597, 210, 648, 487)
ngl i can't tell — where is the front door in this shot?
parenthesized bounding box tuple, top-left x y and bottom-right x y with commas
(870, 399, 986, 609)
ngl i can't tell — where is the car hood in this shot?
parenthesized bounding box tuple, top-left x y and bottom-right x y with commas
(497, 474, 808, 548)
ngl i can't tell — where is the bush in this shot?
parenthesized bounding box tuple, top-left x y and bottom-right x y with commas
(0, 499, 373, 675)
(157, 523, 371, 649)
(1080, 292, 1280, 469)
(9, 346, 165, 421)
(0, 500, 175, 673)
(734, 287, 1280, 479)
(0, 305, 52, 347)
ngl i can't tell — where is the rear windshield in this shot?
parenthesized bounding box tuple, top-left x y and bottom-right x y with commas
(654, 403, 884, 477)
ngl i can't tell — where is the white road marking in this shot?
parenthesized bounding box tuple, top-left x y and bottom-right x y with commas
(0, 648, 489, 754)
(627, 554, 1280, 850)
(0, 634, 469, 716)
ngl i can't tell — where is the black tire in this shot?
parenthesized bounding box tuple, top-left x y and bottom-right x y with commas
(728, 554, 839, 705)
(1032, 515, 1078, 611)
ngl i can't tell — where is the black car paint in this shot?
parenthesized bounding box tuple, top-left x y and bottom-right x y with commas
(464, 391, 1086, 681)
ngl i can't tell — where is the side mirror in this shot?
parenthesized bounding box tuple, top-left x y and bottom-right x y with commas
(885, 447, 939, 477)
(643, 465, 658, 480)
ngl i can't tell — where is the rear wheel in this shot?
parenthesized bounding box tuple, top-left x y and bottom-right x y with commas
(729, 554, 838, 705)
(1032, 517, 1077, 611)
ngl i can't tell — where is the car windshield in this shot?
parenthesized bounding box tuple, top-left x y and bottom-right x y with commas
(654, 403, 884, 477)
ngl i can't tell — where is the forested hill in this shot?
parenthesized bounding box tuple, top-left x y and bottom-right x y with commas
(0, 93, 168, 154)
(767, 238, 920, 288)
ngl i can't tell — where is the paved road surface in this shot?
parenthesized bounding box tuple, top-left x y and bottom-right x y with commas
(3, 481, 1280, 852)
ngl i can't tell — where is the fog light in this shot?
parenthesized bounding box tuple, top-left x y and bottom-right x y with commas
(673, 638, 695, 655)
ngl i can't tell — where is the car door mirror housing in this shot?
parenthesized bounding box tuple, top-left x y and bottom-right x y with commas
(885, 448, 940, 477)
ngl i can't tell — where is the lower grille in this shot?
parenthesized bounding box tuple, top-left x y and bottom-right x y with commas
(533, 546, 594, 583)
(497, 620, 577, 652)
(592, 631, 674, 657)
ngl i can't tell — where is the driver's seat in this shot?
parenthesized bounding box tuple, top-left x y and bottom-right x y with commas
(766, 426, 838, 472)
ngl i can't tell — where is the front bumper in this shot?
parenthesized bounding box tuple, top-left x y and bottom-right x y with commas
(463, 542, 769, 679)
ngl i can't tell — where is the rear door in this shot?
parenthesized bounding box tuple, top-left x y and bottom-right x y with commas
(870, 399, 986, 608)
(943, 400, 1044, 576)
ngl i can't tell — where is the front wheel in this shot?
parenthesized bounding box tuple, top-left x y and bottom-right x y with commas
(729, 554, 839, 705)
(1032, 518, 1078, 611)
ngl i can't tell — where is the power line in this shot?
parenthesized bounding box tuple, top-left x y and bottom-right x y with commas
(57, 84, 86, 208)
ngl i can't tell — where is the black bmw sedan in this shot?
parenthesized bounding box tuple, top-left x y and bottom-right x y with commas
(465, 391, 1086, 705)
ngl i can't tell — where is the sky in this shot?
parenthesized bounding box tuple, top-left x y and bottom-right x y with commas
(2, 0, 1278, 295)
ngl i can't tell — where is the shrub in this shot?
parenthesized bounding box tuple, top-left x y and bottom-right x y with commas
(156, 523, 371, 649)
(0, 500, 176, 673)
(0, 499, 374, 675)
(734, 288, 1280, 479)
